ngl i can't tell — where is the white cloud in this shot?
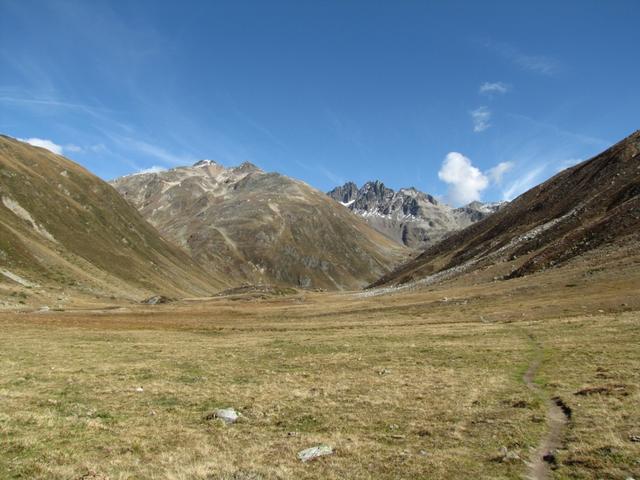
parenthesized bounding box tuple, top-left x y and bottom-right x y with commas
(136, 165, 166, 175)
(18, 137, 63, 155)
(470, 106, 491, 132)
(479, 82, 509, 95)
(487, 161, 514, 184)
(438, 152, 489, 205)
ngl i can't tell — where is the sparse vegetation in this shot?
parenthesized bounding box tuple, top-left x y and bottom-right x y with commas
(1, 252, 638, 479)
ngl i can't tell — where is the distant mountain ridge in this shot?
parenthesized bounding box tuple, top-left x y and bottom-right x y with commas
(112, 161, 408, 290)
(327, 180, 504, 249)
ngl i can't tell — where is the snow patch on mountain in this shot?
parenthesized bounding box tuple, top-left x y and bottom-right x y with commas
(328, 181, 505, 249)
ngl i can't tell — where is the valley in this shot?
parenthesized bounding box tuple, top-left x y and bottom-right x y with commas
(0, 237, 638, 479)
(0, 130, 639, 479)
(3, 3, 638, 478)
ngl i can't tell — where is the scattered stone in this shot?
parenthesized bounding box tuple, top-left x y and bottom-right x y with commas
(503, 450, 520, 462)
(498, 446, 520, 463)
(419, 450, 428, 456)
(208, 407, 240, 424)
(134, 386, 144, 392)
(142, 295, 171, 305)
(378, 368, 391, 376)
(297, 444, 334, 462)
(388, 424, 399, 430)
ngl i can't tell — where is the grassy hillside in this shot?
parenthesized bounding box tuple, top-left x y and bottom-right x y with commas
(0, 135, 227, 308)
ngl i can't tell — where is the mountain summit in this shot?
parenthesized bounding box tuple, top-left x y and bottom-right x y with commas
(112, 162, 408, 290)
(327, 181, 503, 249)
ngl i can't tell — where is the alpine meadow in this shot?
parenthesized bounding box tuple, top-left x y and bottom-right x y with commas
(1, 2, 639, 479)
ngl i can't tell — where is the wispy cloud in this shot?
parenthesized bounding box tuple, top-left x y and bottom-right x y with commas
(554, 158, 583, 173)
(324, 108, 368, 156)
(479, 82, 510, 95)
(18, 137, 64, 155)
(0, 89, 115, 122)
(293, 158, 345, 187)
(502, 164, 547, 200)
(506, 113, 609, 148)
(487, 161, 514, 184)
(115, 137, 196, 167)
(470, 106, 491, 132)
(485, 41, 559, 76)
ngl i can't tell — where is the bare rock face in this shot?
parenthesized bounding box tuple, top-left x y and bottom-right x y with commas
(111, 162, 407, 290)
(328, 181, 504, 249)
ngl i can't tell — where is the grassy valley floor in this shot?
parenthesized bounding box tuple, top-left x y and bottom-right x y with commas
(0, 251, 639, 479)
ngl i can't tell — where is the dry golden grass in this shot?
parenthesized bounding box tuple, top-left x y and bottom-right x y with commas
(1, 246, 639, 479)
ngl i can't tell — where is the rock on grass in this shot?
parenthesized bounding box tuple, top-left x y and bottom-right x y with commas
(297, 445, 334, 462)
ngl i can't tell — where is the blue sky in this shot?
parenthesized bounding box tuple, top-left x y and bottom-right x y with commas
(1, 1, 638, 205)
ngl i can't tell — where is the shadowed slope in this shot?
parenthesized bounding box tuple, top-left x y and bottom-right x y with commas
(371, 129, 640, 288)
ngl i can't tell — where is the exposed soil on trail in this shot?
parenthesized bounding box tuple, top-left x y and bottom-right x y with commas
(523, 343, 571, 480)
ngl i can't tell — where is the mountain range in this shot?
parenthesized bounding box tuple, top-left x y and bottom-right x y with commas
(111, 161, 408, 290)
(1, 129, 638, 306)
(327, 180, 504, 249)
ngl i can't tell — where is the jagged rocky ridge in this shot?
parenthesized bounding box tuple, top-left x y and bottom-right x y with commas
(328, 180, 504, 249)
(112, 161, 408, 290)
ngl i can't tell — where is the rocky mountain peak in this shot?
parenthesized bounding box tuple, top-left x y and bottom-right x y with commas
(193, 159, 219, 167)
(328, 180, 505, 249)
(234, 161, 262, 174)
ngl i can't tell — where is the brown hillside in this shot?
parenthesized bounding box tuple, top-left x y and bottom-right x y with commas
(112, 161, 408, 290)
(0, 135, 227, 307)
(370, 129, 640, 288)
